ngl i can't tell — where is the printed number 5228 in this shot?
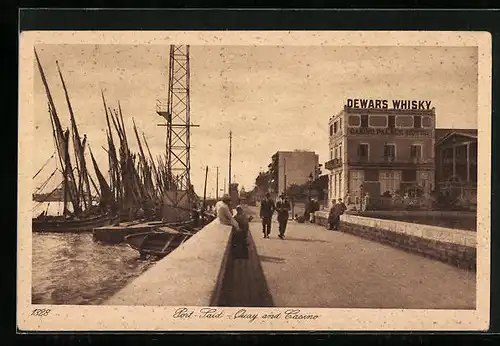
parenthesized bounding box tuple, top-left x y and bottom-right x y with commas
(31, 309, 51, 317)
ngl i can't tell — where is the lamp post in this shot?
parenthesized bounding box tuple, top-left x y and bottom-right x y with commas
(284, 157, 287, 196)
(307, 172, 314, 222)
(360, 184, 364, 211)
(308, 172, 313, 201)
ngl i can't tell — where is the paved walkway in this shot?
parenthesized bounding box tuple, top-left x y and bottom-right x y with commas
(247, 208, 475, 309)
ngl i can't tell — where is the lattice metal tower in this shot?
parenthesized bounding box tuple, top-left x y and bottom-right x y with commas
(157, 45, 198, 209)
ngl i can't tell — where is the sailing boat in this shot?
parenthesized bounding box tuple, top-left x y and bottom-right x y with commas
(32, 50, 119, 232)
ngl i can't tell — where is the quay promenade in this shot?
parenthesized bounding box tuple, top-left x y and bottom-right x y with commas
(246, 207, 475, 309)
(105, 206, 476, 309)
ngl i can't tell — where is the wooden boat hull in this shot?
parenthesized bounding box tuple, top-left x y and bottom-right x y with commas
(32, 213, 119, 233)
(124, 230, 193, 258)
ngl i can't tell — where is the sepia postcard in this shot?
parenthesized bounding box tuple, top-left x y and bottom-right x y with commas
(18, 30, 491, 331)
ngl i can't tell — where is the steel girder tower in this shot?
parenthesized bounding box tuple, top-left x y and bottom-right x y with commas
(157, 45, 198, 210)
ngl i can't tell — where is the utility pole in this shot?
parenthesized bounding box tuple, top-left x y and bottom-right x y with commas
(228, 130, 232, 195)
(216, 166, 219, 200)
(202, 166, 208, 212)
(284, 157, 287, 196)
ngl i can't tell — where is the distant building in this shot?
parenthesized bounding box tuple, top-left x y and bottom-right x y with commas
(434, 129, 477, 206)
(270, 151, 320, 195)
(325, 104, 436, 207)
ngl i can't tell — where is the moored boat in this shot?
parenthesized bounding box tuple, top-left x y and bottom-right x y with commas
(124, 228, 193, 258)
(32, 213, 120, 233)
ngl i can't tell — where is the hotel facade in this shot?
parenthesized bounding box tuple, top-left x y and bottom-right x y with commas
(325, 104, 436, 207)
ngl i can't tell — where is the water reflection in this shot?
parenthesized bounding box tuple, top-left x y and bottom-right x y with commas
(32, 232, 156, 305)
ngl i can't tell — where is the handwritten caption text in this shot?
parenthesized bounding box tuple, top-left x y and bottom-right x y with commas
(173, 307, 319, 323)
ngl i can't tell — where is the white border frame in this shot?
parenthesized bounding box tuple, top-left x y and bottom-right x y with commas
(17, 30, 491, 332)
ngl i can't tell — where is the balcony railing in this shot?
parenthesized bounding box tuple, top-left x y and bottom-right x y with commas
(442, 158, 478, 165)
(348, 157, 434, 166)
(324, 158, 342, 170)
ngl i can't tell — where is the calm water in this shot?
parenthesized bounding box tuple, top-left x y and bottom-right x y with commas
(32, 232, 157, 305)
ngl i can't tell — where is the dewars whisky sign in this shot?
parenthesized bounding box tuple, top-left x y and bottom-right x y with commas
(346, 98, 433, 110)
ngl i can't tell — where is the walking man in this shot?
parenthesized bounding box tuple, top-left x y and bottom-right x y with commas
(328, 199, 338, 230)
(260, 192, 275, 238)
(276, 194, 291, 239)
(333, 197, 347, 230)
(303, 198, 311, 222)
(309, 198, 320, 223)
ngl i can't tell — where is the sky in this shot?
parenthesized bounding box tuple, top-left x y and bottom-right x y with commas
(33, 45, 478, 198)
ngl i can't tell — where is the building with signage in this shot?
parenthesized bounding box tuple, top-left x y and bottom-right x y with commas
(325, 104, 436, 207)
(269, 151, 320, 196)
(434, 129, 477, 207)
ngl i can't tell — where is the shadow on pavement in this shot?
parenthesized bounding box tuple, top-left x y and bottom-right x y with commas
(259, 255, 286, 264)
(217, 230, 274, 307)
(281, 237, 330, 243)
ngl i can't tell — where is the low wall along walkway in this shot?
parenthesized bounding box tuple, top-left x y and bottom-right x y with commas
(104, 214, 274, 307)
(315, 211, 476, 270)
(104, 219, 233, 306)
(104, 209, 476, 307)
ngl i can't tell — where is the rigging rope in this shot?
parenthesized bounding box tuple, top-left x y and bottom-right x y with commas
(32, 180, 64, 212)
(33, 151, 56, 179)
(34, 168, 58, 194)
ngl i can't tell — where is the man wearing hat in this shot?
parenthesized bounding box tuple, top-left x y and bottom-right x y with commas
(215, 194, 240, 231)
(259, 192, 275, 238)
(276, 193, 291, 239)
(330, 197, 347, 230)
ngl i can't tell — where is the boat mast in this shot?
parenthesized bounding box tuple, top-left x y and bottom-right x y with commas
(56, 61, 92, 211)
(133, 119, 155, 204)
(228, 130, 232, 195)
(143, 133, 161, 199)
(101, 92, 121, 207)
(47, 102, 68, 214)
(35, 49, 80, 215)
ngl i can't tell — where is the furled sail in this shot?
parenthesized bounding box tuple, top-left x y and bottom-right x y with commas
(89, 147, 113, 209)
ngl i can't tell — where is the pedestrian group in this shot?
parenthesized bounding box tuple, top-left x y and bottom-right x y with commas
(328, 198, 347, 230)
(259, 192, 291, 239)
(214, 192, 347, 257)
